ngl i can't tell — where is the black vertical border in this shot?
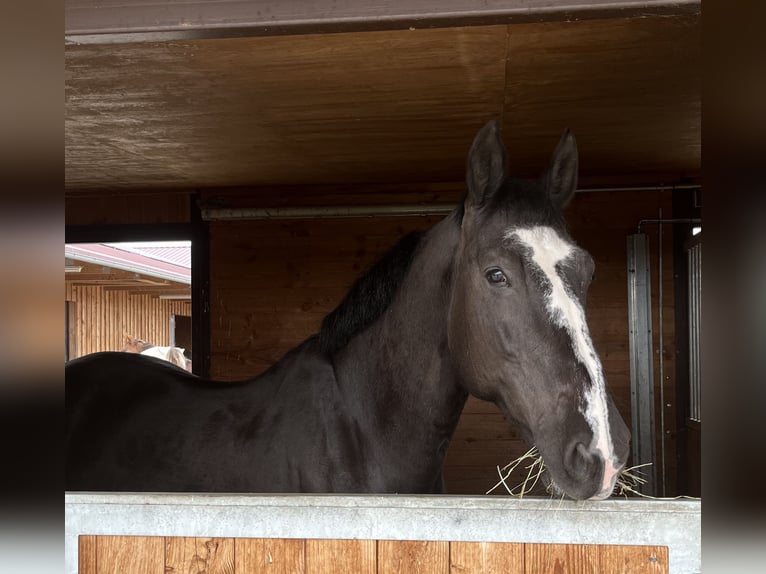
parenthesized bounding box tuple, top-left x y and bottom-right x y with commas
(191, 193, 211, 378)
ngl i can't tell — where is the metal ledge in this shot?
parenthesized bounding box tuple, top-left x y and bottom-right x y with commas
(65, 493, 700, 573)
(65, 0, 701, 43)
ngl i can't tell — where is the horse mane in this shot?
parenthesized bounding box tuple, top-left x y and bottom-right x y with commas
(319, 231, 423, 355)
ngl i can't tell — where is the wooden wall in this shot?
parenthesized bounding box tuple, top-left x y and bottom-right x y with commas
(207, 189, 679, 496)
(79, 536, 668, 574)
(65, 192, 191, 226)
(66, 283, 191, 358)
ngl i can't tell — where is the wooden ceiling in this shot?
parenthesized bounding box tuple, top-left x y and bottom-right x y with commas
(65, 14, 700, 194)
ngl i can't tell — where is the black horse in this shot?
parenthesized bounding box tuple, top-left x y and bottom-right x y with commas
(66, 120, 630, 500)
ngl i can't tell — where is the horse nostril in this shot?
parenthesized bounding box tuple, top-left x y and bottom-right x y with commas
(565, 441, 595, 480)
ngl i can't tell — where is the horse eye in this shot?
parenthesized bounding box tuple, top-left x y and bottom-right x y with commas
(485, 268, 509, 286)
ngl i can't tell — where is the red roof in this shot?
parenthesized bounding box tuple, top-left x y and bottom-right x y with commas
(65, 242, 191, 284)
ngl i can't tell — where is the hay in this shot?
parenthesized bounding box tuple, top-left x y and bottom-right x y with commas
(487, 451, 700, 500)
(613, 462, 653, 498)
(486, 446, 546, 497)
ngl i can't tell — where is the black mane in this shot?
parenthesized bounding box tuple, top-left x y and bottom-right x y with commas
(319, 231, 423, 355)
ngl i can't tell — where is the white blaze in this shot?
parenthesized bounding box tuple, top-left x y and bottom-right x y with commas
(509, 226, 618, 495)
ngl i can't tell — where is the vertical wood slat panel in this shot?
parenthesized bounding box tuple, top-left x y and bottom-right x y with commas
(597, 545, 668, 574)
(378, 540, 449, 574)
(96, 536, 164, 574)
(84, 286, 89, 354)
(305, 539, 376, 574)
(105, 292, 117, 354)
(79, 537, 669, 574)
(75, 286, 83, 353)
(67, 300, 79, 359)
(165, 537, 234, 574)
(525, 544, 599, 574)
(450, 541, 524, 574)
(237, 538, 306, 574)
(78, 535, 97, 574)
(65, 283, 192, 359)
(141, 295, 147, 344)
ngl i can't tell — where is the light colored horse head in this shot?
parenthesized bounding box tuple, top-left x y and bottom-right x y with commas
(122, 335, 190, 371)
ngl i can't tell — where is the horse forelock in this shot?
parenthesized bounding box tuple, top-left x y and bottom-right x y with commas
(319, 231, 424, 355)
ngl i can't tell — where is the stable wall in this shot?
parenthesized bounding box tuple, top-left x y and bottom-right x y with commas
(65, 283, 191, 358)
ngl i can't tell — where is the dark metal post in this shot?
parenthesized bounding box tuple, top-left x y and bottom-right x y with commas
(627, 233, 657, 495)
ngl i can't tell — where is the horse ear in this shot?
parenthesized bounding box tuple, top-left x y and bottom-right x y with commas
(543, 128, 578, 208)
(465, 119, 508, 208)
(124, 335, 132, 344)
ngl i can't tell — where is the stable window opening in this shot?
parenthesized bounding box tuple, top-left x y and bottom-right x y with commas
(64, 240, 193, 371)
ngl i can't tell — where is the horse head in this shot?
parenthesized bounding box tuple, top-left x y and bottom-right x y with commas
(121, 335, 152, 354)
(448, 120, 630, 500)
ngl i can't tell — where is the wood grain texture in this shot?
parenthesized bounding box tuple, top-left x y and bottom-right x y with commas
(598, 545, 668, 574)
(503, 15, 700, 182)
(65, 192, 191, 225)
(96, 536, 163, 574)
(236, 538, 305, 574)
(305, 539, 375, 574)
(450, 541, 524, 574)
(79, 535, 97, 574)
(208, 215, 441, 380)
(66, 26, 506, 191)
(165, 537, 234, 574)
(525, 544, 599, 574)
(80, 537, 669, 574)
(66, 283, 190, 358)
(378, 540, 449, 574)
(65, 15, 699, 193)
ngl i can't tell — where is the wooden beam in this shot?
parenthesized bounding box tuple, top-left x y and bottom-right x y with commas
(65, 0, 700, 43)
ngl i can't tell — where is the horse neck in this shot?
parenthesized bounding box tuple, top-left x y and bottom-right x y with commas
(334, 215, 466, 449)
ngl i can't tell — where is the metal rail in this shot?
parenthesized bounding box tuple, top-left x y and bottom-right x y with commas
(65, 0, 702, 43)
(201, 184, 702, 221)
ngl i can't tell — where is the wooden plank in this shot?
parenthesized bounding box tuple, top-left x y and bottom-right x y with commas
(237, 538, 305, 574)
(450, 542, 524, 574)
(96, 536, 164, 574)
(67, 300, 79, 360)
(78, 535, 97, 574)
(524, 543, 599, 574)
(445, 439, 531, 469)
(165, 537, 234, 574)
(598, 545, 668, 574)
(66, 27, 506, 191)
(503, 15, 700, 181)
(305, 539, 375, 574)
(65, 192, 191, 226)
(378, 540, 449, 574)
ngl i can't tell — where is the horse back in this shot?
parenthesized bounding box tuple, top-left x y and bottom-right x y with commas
(64, 341, 364, 492)
(66, 352, 231, 490)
